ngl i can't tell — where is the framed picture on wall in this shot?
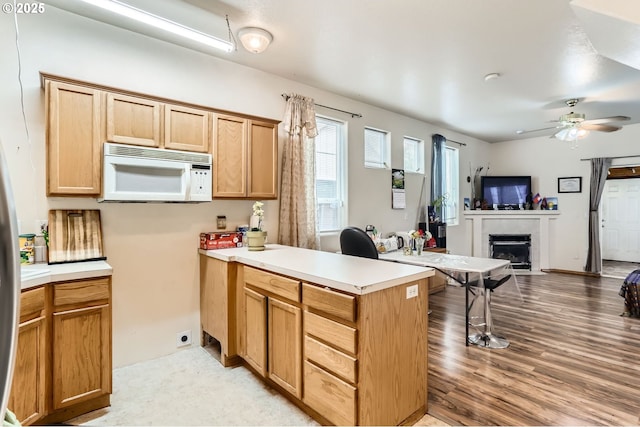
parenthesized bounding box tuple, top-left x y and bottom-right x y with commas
(558, 177, 582, 193)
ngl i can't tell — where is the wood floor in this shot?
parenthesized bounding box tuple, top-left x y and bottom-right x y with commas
(426, 272, 640, 426)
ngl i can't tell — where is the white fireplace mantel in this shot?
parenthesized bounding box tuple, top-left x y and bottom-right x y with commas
(464, 210, 560, 271)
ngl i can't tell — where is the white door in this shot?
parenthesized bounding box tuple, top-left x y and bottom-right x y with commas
(602, 178, 640, 262)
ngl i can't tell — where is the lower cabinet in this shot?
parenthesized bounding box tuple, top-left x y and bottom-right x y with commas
(52, 305, 111, 409)
(208, 261, 428, 426)
(8, 277, 112, 425)
(242, 266, 302, 399)
(301, 285, 359, 425)
(199, 256, 238, 366)
(267, 298, 302, 398)
(243, 287, 267, 376)
(8, 288, 46, 425)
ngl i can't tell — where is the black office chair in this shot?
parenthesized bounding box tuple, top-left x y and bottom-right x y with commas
(340, 226, 379, 260)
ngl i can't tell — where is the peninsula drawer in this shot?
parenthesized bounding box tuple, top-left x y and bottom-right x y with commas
(304, 311, 357, 355)
(303, 360, 356, 426)
(53, 277, 110, 308)
(244, 266, 300, 302)
(20, 287, 45, 322)
(304, 335, 357, 384)
(302, 283, 356, 322)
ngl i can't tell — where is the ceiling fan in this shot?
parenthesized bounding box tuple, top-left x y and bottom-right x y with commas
(517, 98, 630, 141)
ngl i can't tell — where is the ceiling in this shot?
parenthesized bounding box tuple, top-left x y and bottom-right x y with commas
(44, 0, 640, 142)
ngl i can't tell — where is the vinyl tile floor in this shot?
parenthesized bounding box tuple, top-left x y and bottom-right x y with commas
(69, 344, 448, 426)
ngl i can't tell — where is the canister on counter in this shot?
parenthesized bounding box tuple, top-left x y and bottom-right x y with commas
(34, 235, 47, 263)
(237, 224, 249, 247)
(19, 233, 35, 264)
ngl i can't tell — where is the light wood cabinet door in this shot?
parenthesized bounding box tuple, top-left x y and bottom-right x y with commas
(243, 287, 267, 377)
(247, 120, 278, 199)
(52, 303, 111, 410)
(213, 114, 247, 197)
(200, 256, 226, 343)
(200, 256, 237, 365)
(268, 298, 301, 398)
(46, 81, 102, 196)
(8, 316, 46, 426)
(164, 104, 211, 152)
(106, 93, 161, 147)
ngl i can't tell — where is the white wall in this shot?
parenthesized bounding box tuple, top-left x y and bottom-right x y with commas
(0, 7, 489, 367)
(484, 126, 640, 271)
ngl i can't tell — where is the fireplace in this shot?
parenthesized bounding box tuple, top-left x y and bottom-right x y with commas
(489, 234, 532, 270)
(464, 210, 560, 272)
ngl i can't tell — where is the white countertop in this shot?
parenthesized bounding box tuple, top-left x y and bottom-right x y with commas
(20, 261, 113, 290)
(200, 244, 433, 295)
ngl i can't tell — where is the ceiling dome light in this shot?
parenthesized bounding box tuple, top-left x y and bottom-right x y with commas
(238, 27, 273, 53)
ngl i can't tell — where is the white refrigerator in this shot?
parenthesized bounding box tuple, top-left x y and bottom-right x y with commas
(0, 139, 21, 422)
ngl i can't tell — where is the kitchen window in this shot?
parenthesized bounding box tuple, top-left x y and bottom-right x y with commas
(403, 136, 424, 174)
(364, 127, 390, 169)
(315, 116, 347, 233)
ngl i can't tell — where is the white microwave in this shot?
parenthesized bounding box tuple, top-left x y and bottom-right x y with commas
(100, 143, 212, 203)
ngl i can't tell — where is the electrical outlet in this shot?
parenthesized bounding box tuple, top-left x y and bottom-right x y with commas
(406, 284, 418, 299)
(35, 219, 48, 235)
(176, 330, 192, 348)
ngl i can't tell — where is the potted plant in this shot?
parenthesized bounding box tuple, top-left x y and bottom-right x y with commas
(430, 194, 448, 222)
(246, 201, 267, 251)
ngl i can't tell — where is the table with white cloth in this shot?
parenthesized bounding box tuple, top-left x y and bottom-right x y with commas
(378, 251, 521, 348)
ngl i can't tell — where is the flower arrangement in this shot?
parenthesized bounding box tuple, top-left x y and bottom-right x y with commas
(251, 201, 264, 231)
(410, 229, 432, 241)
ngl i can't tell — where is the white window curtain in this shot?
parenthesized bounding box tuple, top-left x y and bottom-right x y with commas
(278, 93, 319, 249)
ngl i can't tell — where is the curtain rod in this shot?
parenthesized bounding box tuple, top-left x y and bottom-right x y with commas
(281, 94, 363, 118)
(580, 155, 640, 161)
(446, 138, 467, 147)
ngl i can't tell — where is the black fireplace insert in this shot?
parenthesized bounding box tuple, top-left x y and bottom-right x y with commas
(489, 234, 531, 270)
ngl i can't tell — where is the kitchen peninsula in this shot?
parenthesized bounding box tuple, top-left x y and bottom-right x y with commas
(199, 244, 434, 426)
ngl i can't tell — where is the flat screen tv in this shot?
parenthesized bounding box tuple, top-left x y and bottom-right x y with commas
(481, 176, 531, 209)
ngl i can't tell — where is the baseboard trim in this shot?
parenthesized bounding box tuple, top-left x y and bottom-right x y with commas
(542, 268, 600, 278)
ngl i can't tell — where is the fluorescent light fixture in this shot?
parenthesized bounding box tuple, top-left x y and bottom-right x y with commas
(78, 0, 234, 52)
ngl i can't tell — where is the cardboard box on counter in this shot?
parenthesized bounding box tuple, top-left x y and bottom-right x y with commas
(199, 232, 243, 250)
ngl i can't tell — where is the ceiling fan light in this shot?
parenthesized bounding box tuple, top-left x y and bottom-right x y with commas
(238, 27, 273, 53)
(555, 127, 590, 142)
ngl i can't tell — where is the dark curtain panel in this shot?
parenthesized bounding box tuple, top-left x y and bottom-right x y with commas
(431, 134, 446, 205)
(585, 157, 612, 273)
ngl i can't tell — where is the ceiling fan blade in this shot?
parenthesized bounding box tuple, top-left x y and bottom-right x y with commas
(581, 123, 622, 132)
(583, 115, 630, 125)
(516, 125, 561, 135)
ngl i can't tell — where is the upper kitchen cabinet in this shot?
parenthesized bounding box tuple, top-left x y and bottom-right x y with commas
(213, 114, 247, 198)
(213, 114, 278, 199)
(248, 120, 278, 199)
(164, 104, 211, 153)
(106, 94, 209, 152)
(106, 93, 161, 147)
(46, 81, 102, 196)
